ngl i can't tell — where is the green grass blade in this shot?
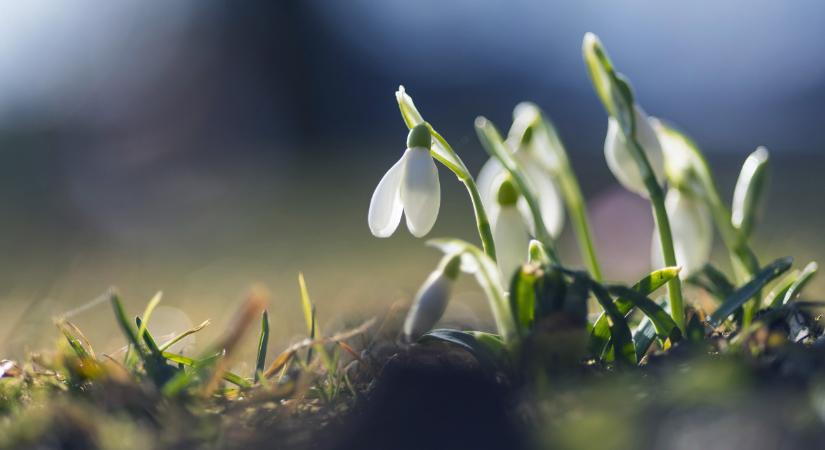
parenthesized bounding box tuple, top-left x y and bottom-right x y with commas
(298, 273, 318, 337)
(254, 310, 270, 382)
(158, 320, 211, 352)
(161, 352, 252, 388)
(109, 291, 147, 360)
(781, 262, 818, 306)
(135, 317, 163, 358)
(136, 291, 162, 345)
(708, 257, 793, 327)
(588, 267, 679, 357)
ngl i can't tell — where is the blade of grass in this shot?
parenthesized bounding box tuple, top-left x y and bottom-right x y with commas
(136, 291, 162, 345)
(161, 351, 251, 388)
(708, 257, 793, 327)
(158, 320, 211, 352)
(255, 310, 270, 382)
(109, 290, 147, 361)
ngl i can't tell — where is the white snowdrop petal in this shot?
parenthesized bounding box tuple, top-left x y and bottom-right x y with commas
(476, 158, 506, 221)
(604, 106, 665, 197)
(493, 206, 531, 283)
(667, 189, 712, 277)
(368, 153, 407, 238)
(400, 147, 441, 237)
(518, 153, 566, 238)
(403, 271, 452, 341)
(651, 189, 712, 278)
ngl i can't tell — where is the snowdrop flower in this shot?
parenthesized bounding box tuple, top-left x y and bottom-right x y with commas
(652, 189, 712, 278)
(368, 124, 441, 238)
(491, 177, 531, 282)
(403, 254, 461, 341)
(477, 107, 565, 239)
(604, 105, 666, 198)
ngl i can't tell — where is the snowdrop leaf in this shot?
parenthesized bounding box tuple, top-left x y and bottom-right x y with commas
(780, 262, 818, 306)
(607, 286, 681, 344)
(419, 329, 507, 371)
(587, 280, 636, 366)
(588, 267, 679, 358)
(708, 257, 793, 327)
(687, 264, 735, 302)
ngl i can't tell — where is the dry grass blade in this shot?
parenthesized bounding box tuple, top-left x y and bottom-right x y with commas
(158, 320, 211, 352)
(202, 287, 268, 395)
(263, 317, 376, 379)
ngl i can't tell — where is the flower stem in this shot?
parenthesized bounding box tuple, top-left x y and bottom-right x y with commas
(629, 138, 685, 331)
(558, 169, 603, 281)
(428, 128, 497, 261)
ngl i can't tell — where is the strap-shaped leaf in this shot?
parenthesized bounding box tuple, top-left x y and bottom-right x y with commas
(632, 317, 656, 361)
(587, 280, 635, 365)
(687, 264, 735, 302)
(419, 329, 507, 371)
(588, 267, 679, 357)
(780, 261, 818, 306)
(708, 257, 793, 327)
(607, 286, 681, 344)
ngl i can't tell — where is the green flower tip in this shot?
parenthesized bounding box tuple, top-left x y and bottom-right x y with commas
(496, 177, 520, 206)
(407, 124, 432, 149)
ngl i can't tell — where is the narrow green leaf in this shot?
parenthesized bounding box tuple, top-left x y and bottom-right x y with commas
(161, 352, 252, 388)
(766, 270, 799, 308)
(135, 317, 163, 359)
(419, 329, 506, 370)
(632, 317, 656, 361)
(298, 273, 317, 337)
(255, 310, 270, 382)
(708, 257, 793, 327)
(587, 280, 635, 365)
(781, 262, 818, 306)
(588, 267, 679, 357)
(136, 291, 162, 346)
(687, 264, 735, 301)
(109, 291, 147, 361)
(607, 286, 681, 343)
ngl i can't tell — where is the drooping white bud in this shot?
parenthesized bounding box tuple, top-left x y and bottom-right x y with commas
(604, 105, 666, 198)
(402, 255, 461, 342)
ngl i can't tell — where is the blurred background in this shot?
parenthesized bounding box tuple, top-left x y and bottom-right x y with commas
(1, 0, 823, 358)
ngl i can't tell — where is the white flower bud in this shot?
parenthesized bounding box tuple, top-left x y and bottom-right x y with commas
(604, 105, 666, 198)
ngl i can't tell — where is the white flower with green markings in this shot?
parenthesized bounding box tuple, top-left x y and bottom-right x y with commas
(652, 188, 712, 278)
(604, 105, 666, 197)
(477, 105, 565, 239)
(368, 124, 441, 238)
(490, 177, 532, 282)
